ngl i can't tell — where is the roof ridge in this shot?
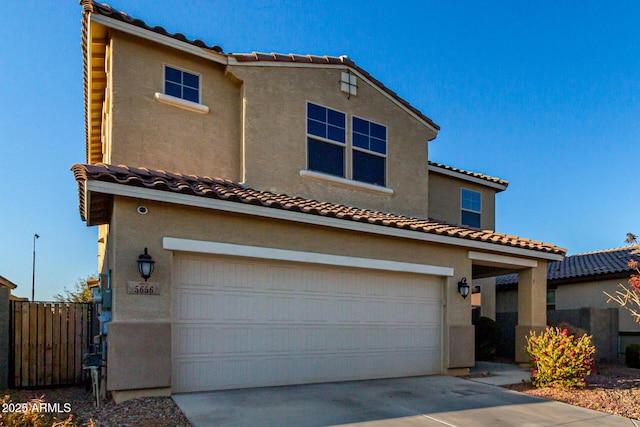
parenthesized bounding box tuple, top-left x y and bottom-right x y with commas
(82, 1, 439, 131)
(567, 244, 640, 257)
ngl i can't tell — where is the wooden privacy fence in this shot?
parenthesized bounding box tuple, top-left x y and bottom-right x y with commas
(10, 301, 92, 388)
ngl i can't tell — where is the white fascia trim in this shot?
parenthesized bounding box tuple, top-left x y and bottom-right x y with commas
(428, 164, 508, 192)
(154, 93, 209, 114)
(90, 14, 227, 65)
(227, 57, 437, 134)
(164, 238, 454, 277)
(86, 180, 565, 262)
(468, 251, 538, 268)
(300, 170, 393, 195)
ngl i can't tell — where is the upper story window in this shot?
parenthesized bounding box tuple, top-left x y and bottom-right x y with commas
(306, 102, 389, 189)
(307, 103, 346, 178)
(352, 117, 386, 186)
(165, 66, 200, 103)
(461, 188, 481, 228)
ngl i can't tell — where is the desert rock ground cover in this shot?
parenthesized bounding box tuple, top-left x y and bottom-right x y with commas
(507, 364, 640, 420)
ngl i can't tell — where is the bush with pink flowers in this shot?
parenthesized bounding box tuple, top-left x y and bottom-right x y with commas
(526, 326, 596, 388)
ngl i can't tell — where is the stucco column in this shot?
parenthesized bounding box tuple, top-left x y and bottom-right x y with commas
(515, 262, 547, 362)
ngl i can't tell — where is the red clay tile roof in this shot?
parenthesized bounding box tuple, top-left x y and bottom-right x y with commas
(72, 163, 565, 257)
(80, 1, 439, 132)
(80, 1, 223, 53)
(231, 52, 439, 131)
(428, 161, 509, 187)
(497, 245, 640, 286)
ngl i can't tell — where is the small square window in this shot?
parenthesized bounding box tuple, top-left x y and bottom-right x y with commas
(164, 66, 200, 103)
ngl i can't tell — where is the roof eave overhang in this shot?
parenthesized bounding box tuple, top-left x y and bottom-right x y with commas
(83, 180, 564, 262)
(428, 164, 508, 192)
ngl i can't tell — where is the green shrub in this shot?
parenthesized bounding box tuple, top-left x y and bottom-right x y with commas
(475, 316, 502, 360)
(526, 326, 596, 388)
(626, 344, 640, 368)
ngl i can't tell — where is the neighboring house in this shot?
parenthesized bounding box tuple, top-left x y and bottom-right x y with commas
(73, 1, 565, 402)
(496, 245, 640, 361)
(0, 275, 18, 389)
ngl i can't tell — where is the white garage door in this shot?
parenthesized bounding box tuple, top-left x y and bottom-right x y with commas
(172, 254, 442, 393)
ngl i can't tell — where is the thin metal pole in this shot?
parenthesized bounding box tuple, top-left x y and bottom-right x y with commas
(31, 234, 39, 302)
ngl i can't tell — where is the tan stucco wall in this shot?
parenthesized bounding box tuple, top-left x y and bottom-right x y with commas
(496, 278, 640, 333)
(103, 196, 481, 386)
(107, 31, 437, 219)
(428, 173, 497, 230)
(108, 197, 472, 323)
(108, 32, 242, 181)
(229, 66, 436, 218)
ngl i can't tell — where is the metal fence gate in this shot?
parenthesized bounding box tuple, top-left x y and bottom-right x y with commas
(9, 301, 92, 387)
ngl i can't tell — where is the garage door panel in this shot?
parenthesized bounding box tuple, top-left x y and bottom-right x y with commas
(173, 255, 442, 392)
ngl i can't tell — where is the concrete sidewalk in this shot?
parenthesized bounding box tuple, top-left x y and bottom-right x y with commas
(173, 374, 637, 426)
(467, 361, 532, 386)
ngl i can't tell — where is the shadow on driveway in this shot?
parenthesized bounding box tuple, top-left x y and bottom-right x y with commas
(173, 375, 636, 427)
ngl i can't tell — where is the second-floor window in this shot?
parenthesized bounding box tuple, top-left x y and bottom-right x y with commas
(307, 103, 346, 178)
(164, 66, 200, 103)
(352, 117, 386, 186)
(461, 188, 481, 228)
(306, 102, 388, 187)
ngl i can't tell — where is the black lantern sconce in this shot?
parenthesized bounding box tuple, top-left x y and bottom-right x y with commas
(137, 248, 155, 281)
(458, 277, 470, 299)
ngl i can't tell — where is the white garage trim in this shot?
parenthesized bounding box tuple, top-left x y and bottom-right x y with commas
(163, 237, 454, 277)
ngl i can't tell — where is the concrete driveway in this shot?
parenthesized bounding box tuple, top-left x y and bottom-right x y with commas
(173, 374, 637, 427)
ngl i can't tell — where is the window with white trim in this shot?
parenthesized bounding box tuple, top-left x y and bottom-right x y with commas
(461, 188, 481, 228)
(306, 102, 388, 188)
(307, 103, 346, 178)
(164, 66, 200, 103)
(352, 116, 386, 186)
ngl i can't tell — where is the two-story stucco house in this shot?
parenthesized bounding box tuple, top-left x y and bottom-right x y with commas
(73, 1, 565, 403)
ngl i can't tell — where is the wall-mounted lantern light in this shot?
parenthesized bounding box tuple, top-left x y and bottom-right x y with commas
(458, 277, 470, 299)
(137, 248, 155, 281)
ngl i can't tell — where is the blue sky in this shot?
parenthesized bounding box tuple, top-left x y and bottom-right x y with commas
(1, 1, 639, 300)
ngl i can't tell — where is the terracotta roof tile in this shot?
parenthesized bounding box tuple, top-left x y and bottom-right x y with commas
(72, 163, 565, 256)
(497, 245, 640, 286)
(428, 161, 509, 187)
(81, 1, 440, 133)
(80, 1, 223, 53)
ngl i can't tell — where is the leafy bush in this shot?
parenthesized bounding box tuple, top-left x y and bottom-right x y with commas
(475, 316, 502, 360)
(526, 326, 596, 388)
(0, 395, 78, 427)
(626, 344, 640, 368)
(555, 322, 587, 339)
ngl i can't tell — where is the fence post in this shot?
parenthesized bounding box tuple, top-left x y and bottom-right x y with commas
(0, 292, 10, 389)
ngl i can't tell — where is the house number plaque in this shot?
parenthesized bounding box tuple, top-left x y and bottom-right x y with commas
(127, 281, 161, 295)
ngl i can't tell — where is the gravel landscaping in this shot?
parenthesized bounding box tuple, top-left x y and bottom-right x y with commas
(506, 364, 640, 420)
(0, 386, 191, 426)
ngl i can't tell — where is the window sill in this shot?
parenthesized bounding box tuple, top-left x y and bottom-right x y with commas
(154, 93, 209, 114)
(300, 170, 394, 195)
